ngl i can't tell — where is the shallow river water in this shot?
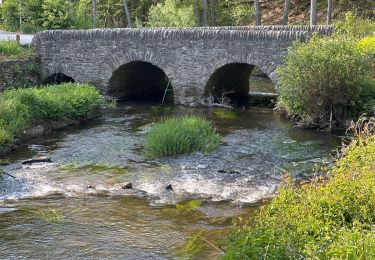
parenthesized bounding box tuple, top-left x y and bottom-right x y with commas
(0, 99, 340, 259)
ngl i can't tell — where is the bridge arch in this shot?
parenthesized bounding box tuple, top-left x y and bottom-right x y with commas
(108, 61, 173, 103)
(204, 61, 276, 104)
(44, 73, 75, 85)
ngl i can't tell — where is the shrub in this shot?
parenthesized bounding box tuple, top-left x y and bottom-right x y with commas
(0, 83, 103, 150)
(224, 118, 375, 259)
(144, 116, 221, 158)
(336, 12, 375, 39)
(277, 34, 375, 128)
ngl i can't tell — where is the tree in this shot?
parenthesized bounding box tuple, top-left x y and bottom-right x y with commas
(196, 0, 200, 26)
(310, 0, 318, 25)
(210, 0, 216, 26)
(148, 0, 196, 27)
(123, 0, 132, 27)
(327, 0, 333, 25)
(254, 0, 261, 25)
(282, 0, 290, 25)
(42, 0, 76, 29)
(203, 0, 208, 26)
(92, 0, 97, 28)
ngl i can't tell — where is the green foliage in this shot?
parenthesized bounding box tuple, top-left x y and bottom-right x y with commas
(144, 116, 221, 158)
(358, 36, 375, 56)
(148, 0, 196, 27)
(0, 83, 103, 149)
(337, 12, 375, 38)
(216, 0, 255, 26)
(0, 41, 22, 56)
(41, 0, 76, 29)
(0, 0, 19, 31)
(277, 33, 375, 128)
(224, 119, 375, 259)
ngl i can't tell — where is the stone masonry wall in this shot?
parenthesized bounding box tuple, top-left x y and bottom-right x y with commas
(0, 57, 40, 91)
(32, 26, 333, 105)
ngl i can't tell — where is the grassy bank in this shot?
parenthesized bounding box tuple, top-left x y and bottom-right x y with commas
(0, 83, 103, 153)
(144, 116, 221, 158)
(224, 117, 375, 259)
(0, 41, 35, 60)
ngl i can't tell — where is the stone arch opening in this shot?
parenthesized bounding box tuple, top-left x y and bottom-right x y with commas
(44, 73, 75, 85)
(250, 66, 277, 94)
(108, 61, 173, 103)
(205, 63, 255, 105)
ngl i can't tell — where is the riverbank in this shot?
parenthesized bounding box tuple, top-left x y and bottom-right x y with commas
(0, 83, 103, 156)
(224, 117, 375, 259)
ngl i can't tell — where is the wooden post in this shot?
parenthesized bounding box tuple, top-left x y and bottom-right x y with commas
(16, 34, 20, 44)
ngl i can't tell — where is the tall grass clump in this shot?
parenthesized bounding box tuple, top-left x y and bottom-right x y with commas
(0, 41, 35, 58)
(0, 83, 103, 151)
(277, 14, 375, 128)
(144, 116, 221, 158)
(224, 117, 375, 259)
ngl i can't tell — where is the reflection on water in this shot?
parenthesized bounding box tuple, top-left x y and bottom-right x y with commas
(250, 76, 276, 93)
(0, 97, 340, 258)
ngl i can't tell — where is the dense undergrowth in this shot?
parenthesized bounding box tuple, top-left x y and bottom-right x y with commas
(224, 117, 375, 259)
(0, 83, 103, 152)
(0, 41, 35, 59)
(277, 13, 375, 128)
(144, 116, 221, 158)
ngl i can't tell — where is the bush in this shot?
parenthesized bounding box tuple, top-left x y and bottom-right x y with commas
(337, 12, 375, 39)
(144, 116, 221, 158)
(224, 118, 375, 259)
(0, 83, 103, 149)
(277, 34, 375, 128)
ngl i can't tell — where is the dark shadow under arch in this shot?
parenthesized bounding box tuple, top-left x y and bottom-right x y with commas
(205, 63, 255, 104)
(108, 61, 173, 103)
(44, 73, 75, 85)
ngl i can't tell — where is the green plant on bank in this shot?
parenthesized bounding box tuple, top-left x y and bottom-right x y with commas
(0, 41, 35, 58)
(144, 116, 221, 158)
(336, 12, 375, 39)
(277, 32, 375, 128)
(224, 117, 375, 259)
(0, 83, 103, 151)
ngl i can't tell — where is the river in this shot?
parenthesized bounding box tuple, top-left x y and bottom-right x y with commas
(0, 80, 340, 259)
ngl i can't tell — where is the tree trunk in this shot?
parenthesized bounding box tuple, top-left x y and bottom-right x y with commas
(310, 0, 318, 25)
(254, 0, 261, 26)
(196, 0, 200, 27)
(327, 0, 333, 25)
(282, 0, 290, 25)
(92, 0, 96, 28)
(203, 0, 208, 27)
(210, 0, 216, 26)
(123, 0, 132, 28)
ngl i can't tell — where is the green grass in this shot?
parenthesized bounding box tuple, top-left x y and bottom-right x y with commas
(224, 118, 375, 259)
(144, 116, 221, 158)
(0, 83, 103, 151)
(0, 41, 35, 58)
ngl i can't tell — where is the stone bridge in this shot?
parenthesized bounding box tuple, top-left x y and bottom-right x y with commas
(32, 26, 333, 105)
